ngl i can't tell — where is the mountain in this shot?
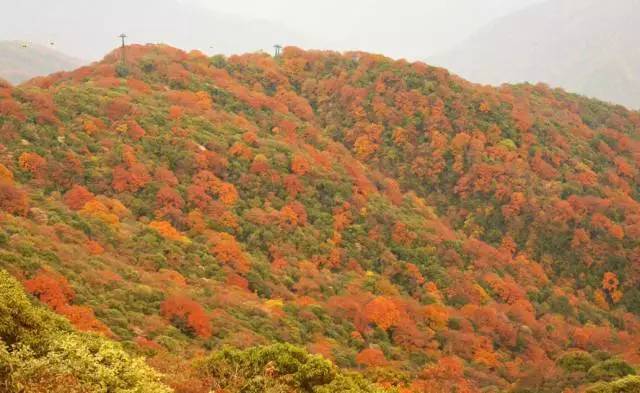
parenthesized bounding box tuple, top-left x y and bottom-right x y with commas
(0, 0, 311, 61)
(434, 0, 640, 110)
(1, 44, 640, 392)
(0, 41, 84, 84)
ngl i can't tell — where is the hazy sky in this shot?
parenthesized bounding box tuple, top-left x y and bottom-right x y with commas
(193, 0, 545, 59)
(2, 0, 545, 61)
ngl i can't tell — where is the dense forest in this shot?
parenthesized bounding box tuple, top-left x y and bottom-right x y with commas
(1, 44, 640, 392)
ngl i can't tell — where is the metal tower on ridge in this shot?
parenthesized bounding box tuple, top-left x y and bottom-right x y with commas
(119, 34, 127, 64)
(274, 44, 282, 57)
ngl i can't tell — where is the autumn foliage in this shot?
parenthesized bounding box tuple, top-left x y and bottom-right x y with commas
(355, 348, 388, 367)
(24, 270, 110, 335)
(18, 152, 46, 176)
(0, 181, 29, 215)
(63, 185, 94, 210)
(364, 296, 401, 331)
(24, 269, 75, 310)
(1, 44, 640, 393)
(160, 296, 212, 338)
(149, 220, 189, 242)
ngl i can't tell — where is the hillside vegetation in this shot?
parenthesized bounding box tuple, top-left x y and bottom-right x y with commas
(1, 44, 640, 392)
(0, 269, 171, 392)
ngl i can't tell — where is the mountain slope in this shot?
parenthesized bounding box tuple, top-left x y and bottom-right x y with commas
(1, 45, 640, 392)
(435, 0, 640, 109)
(0, 41, 84, 84)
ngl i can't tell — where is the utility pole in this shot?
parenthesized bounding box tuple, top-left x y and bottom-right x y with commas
(119, 34, 127, 64)
(273, 44, 282, 57)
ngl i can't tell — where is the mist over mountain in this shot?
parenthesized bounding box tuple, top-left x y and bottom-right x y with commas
(435, 0, 640, 109)
(0, 41, 84, 84)
(0, 0, 311, 60)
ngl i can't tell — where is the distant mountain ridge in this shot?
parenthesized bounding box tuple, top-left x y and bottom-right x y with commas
(434, 0, 640, 109)
(0, 0, 310, 61)
(0, 40, 84, 84)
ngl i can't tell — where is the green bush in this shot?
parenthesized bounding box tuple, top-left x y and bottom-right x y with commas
(588, 358, 636, 382)
(586, 375, 640, 393)
(0, 269, 171, 393)
(198, 343, 390, 393)
(116, 64, 130, 77)
(557, 350, 596, 373)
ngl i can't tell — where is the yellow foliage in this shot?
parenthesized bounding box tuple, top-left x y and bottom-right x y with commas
(149, 220, 189, 243)
(195, 90, 213, 110)
(115, 123, 128, 133)
(594, 290, 609, 310)
(80, 199, 119, 225)
(0, 163, 14, 184)
(265, 299, 284, 308)
(473, 284, 491, 304)
(354, 136, 378, 160)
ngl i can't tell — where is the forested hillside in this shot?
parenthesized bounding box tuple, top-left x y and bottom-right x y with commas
(1, 44, 640, 392)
